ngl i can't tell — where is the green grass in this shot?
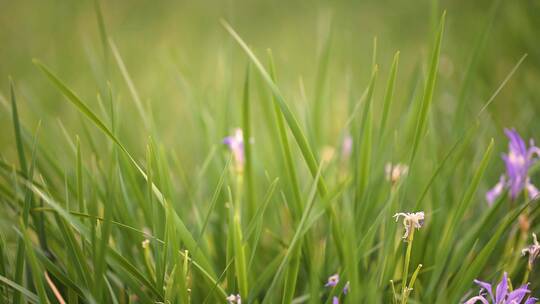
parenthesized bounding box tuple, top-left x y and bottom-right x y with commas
(1, 0, 540, 303)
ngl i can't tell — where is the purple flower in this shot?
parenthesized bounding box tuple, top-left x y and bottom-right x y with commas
(464, 272, 537, 304)
(343, 281, 350, 295)
(223, 128, 245, 172)
(522, 233, 540, 269)
(325, 274, 339, 287)
(486, 129, 540, 205)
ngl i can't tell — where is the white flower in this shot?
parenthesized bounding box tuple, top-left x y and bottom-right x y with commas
(393, 211, 424, 240)
(522, 233, 540, 268)
(226, 294, 241, 304)
(141, 239, 150, 249)
(385, 163, 409, 184)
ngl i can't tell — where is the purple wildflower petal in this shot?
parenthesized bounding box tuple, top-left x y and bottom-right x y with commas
(332, 296, 339, 304)
(526, 179, 540, 200)
(463, 295, 490, 304)
(473, 279, 494, 302)
(528, 142, 540, 159)
(495, 272, 508, 303)
(325, 274, 339, 287)
(525, 297, 539, 304)
(223, 129, 246, 171)
(507, 284, 530, 303)
(343, 281, 350, 295)
(223, 136, 233, 146)
(486, 176, 506, 205)
(501, 129, 538, 200)
(505, 128, 527, 156)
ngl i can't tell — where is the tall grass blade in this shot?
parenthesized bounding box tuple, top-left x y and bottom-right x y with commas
(222, 21, 328, 197)
(409, 11, 445, 162)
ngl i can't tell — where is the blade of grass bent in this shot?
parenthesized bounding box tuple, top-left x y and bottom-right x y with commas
(0, 275, 39, 304)
(108, 39, 150, 130)
(222, 20, 328, 197)
(33, 60, 221, 290)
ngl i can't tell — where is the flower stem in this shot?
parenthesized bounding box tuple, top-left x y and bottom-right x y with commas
(233, 174, 249, 298)
(401, 227, 415, 304)
(390, 280, 398, 304)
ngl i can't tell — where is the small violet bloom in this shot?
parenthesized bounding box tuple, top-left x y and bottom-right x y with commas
(343, 281, 350, 295)
(325, 274, 339, 287)
(223, 128, 245, 172)
(486, 129, 540, 205)
(522, 233, 540, 270)
(226, 294, 241, 304)
(393, 211, 424, 240)
(464, 272, 537, 304)
(385, 163, 409, 185)
(324, 274, 350, 303)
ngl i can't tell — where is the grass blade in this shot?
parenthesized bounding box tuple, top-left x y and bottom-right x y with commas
(222, 20, 328, 197)
(409, 11, 445, 162)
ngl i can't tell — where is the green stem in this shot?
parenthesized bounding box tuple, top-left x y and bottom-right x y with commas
(233, 174, 249, 298)
(401, 227, 415, 304)
(522, 264, 531, 286)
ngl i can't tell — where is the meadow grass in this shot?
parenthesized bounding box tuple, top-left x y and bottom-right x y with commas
(0, 0, 540, 303)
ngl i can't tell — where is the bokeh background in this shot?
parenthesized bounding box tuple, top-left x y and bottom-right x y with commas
(1, 0, 539, 150)
(1, 0, 540, 301)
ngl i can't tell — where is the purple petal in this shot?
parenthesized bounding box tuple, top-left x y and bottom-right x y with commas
(486, 176, 506, 205)
(525, 297, 539, 304)
(502, 155, 518, 186)
(332, 296, 339, 304)
(510, 178, 523, 199)
(495, 272, 508, 303)
(343, 281, 350, 295)
(528, 144, 540, 160)
(474, 279, 494, 303)
(505, 128, 527, 156)
(507, 284, 530, 303)
(464, 296, 490, 304)
(526, 180, 540, 200)
(223, 136, 234, 146)
(325, 274, 339, 287)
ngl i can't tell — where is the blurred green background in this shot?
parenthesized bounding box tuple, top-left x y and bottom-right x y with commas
(1, 0, 539, 148)
(1, 0, 540, 302)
